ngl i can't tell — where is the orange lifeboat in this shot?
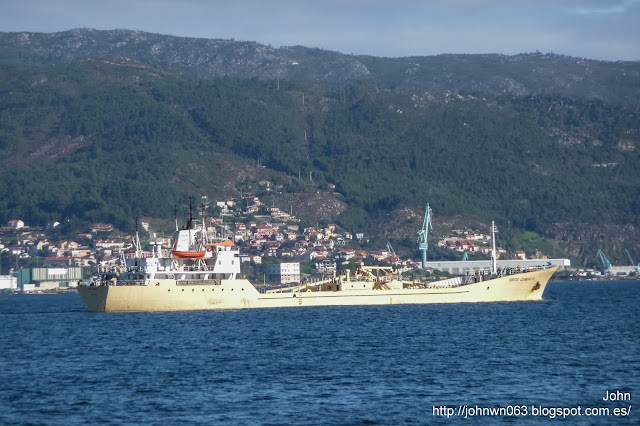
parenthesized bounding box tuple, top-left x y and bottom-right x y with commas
(172, 250, 206, 259)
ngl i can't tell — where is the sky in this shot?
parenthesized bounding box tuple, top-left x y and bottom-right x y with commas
(1, 0, 639, 61)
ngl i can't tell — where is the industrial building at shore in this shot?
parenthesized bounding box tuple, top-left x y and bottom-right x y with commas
(423, 259, 570, 275)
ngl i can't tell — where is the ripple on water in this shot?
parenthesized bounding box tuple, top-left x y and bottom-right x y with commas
(1, 282, 638, 425)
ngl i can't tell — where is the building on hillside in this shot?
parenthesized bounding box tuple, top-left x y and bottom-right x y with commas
(266, 241, 280, 257)
(277, 248, 294, 258)
(8, 220, 25, 229)
(44, 257, 74, 267)
(95, 240, 124, 250)
(254, 225, 274, 239)
(91, 223, 114, 233)
(315, 258, 336, 271)
(269, 262, 300, 284)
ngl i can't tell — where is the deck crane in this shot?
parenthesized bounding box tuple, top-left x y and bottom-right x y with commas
(625, 249, 640, 274)
(417, 203, 433, 268)
(595, 249, 612, 272)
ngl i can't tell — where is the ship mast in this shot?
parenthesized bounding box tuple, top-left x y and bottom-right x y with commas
(186, 197, 195, 230)
(133, 217, 141, 258)
(491, 221, 497, 275)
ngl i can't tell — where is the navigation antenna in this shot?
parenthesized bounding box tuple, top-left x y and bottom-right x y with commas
(417, 203, 433, 268)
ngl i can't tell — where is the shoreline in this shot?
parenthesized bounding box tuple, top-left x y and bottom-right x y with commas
(2, 275, 637, 295)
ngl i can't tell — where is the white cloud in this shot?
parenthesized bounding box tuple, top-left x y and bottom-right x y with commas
(568, 0, 640, 15)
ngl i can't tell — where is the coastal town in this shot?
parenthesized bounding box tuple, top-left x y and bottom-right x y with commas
(0, 191, 623, 292)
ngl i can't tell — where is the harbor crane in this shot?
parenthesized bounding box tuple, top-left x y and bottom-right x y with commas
(386, 241, 396, 256)
(625, 249, 640, 274)
(595, 249, 612, 272)
(417, 203, 433, 268)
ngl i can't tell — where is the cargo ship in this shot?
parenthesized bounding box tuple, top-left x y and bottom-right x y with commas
(78, 212, 557, 312)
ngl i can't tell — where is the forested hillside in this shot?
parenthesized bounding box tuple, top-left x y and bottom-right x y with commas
(0, 29, 639, 265)
(0, 59, 638, 232)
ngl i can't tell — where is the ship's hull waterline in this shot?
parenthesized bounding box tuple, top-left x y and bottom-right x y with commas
(78, 266, 557, 312)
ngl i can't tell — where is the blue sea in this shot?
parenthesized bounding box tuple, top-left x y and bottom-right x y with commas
(1, 280, 637, 425)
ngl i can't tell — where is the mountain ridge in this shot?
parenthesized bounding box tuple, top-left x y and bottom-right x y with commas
(1, 28, 639, 107)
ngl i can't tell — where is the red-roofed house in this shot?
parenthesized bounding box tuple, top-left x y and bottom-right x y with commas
(91, 223, 114, 233)
(8, 220, 24, 229)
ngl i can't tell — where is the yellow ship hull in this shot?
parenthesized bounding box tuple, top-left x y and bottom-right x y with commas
(78, 267, 557, 312)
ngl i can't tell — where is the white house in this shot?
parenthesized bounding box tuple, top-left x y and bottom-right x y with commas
(269, 262, 300, 284)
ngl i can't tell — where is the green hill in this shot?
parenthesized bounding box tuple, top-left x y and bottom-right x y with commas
(1, 58, 637, 227)
(0, 32, 639, 266)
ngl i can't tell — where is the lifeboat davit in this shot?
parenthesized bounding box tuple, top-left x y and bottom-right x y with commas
(172, 250, 206, 259)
